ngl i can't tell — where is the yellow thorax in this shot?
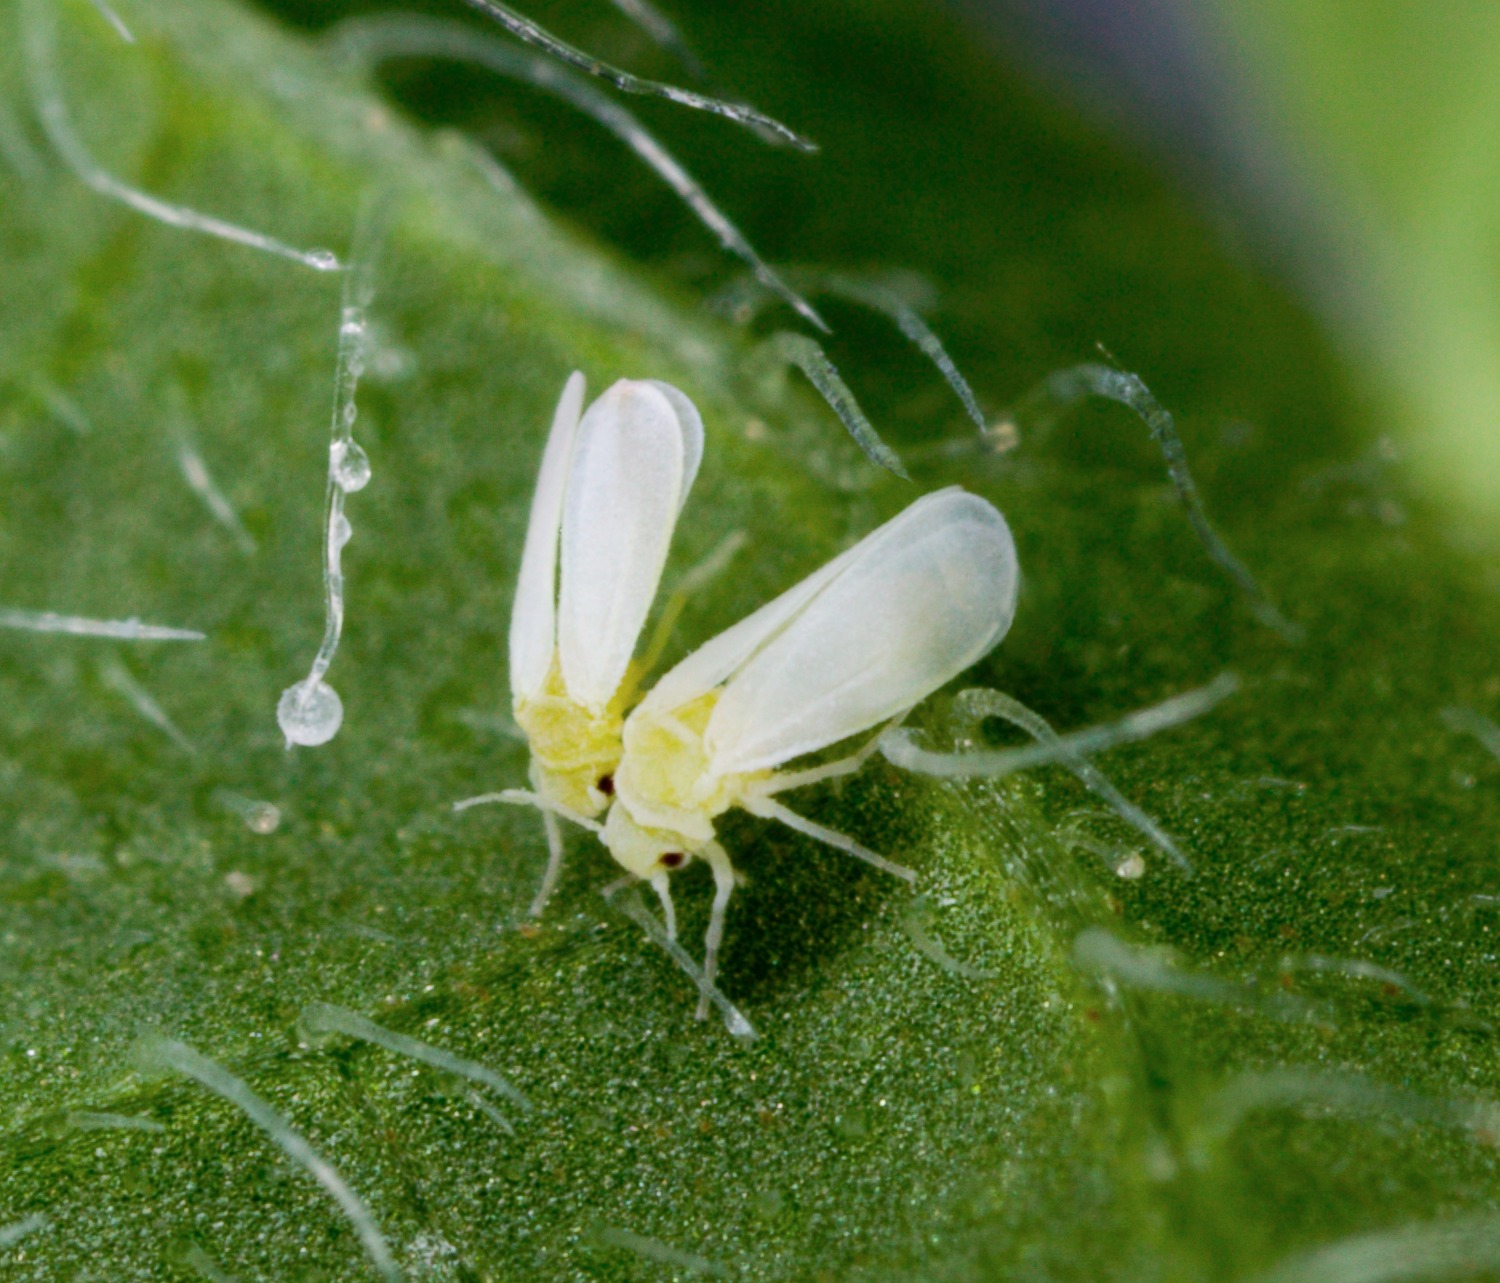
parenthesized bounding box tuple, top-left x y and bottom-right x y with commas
(614, 690, 770, 845)
(513, 658, 629, 816)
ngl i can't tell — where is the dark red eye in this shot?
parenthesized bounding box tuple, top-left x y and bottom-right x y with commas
(661, 851, 685, 869)
(596, 774, 615, 796)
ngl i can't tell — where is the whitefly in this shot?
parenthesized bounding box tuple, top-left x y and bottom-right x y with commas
(458, 372, 704, 915)
(602, 486, 1019, 1016)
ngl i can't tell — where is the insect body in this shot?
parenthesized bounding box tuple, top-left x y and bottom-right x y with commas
(503, 371, 704, 912)
(602, 487, 1020, 1013)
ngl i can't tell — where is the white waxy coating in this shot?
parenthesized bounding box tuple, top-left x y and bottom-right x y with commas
(556, 379, 703, 713)
(640, 487, 1019, 776)
(508, 371, 586, 703)
(640, 379, 705, 493)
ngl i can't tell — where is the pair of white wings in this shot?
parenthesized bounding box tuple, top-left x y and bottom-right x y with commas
(508, 372, 704, 713)
(511, 375, 1020, 775)
(640, 486, 1020, 778)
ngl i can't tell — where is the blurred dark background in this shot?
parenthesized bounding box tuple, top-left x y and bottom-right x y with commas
(250, 0, 1350, 461)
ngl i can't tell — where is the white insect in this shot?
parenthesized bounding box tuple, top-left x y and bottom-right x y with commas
(601, 486, 1019, 1014)
(471, 371, 704, 914)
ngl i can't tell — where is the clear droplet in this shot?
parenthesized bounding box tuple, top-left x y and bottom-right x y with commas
(277, 679, 343, 747)
(242, 801, 281, 835)
(332, 513, 354, 551)
(1115, 853, 1147, 880)
(305, 249, 341, 272)
(330, 439, 371, 492)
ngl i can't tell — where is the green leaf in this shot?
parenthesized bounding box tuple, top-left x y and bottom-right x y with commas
(3, 0, 1500, 1279)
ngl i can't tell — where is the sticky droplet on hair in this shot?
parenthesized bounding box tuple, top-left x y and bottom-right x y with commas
(276, 194, 392, 752)
(277, 679, 344, 747)
(331, 439, 371, 492)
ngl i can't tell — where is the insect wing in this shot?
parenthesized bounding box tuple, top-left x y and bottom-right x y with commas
(705, 489, 1019, 775)
(636, 529, 859, 719)
(644, 380, 704, 506)
(641, 486, 982, 716)
(557, 380, 702, 712)
(509, 371, 586, 702)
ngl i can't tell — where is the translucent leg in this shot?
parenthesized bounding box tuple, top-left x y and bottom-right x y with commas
(451, 782, 601, 918)
(529, 806, 566, 917)
(744, 794, 916, 883)
(697, 843, 737, 1021)
(759, 719, 901, 796)
(601, 881, 756, 1040)
(601, 872, 638, 899)
(451, 787, 603, 833)
(650, 873, 678, 940)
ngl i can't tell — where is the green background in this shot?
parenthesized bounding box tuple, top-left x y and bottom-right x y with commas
(3, 0, 1500, 1278)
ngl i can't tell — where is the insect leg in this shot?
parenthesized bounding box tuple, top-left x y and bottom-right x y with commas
(743, 795, 916, 883)
(600, 871, 638, 899)
(697, 843, 736, 1021)
(601, 882, 756, 1039)
(451, 788, 603, 833)
(529, 805, 567, 917)
(758, 717, 903, 795)
(650, 872, 678, 940)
